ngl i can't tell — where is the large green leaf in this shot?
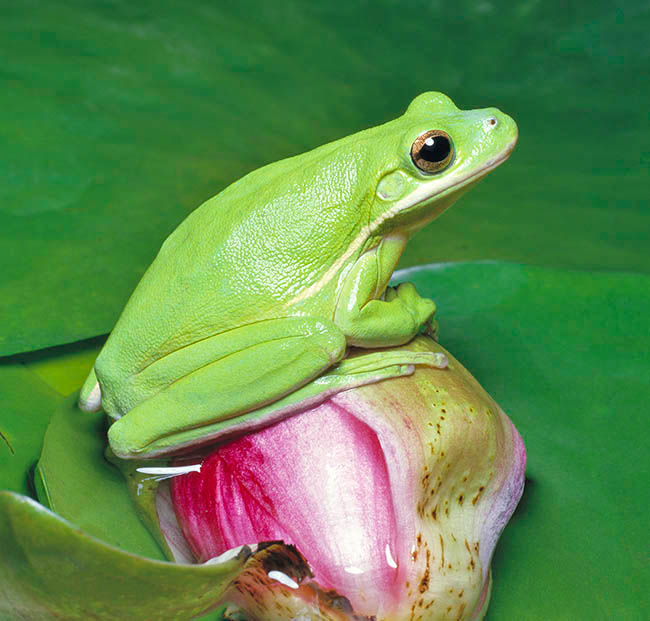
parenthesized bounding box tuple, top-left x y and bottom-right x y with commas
(0, 340, 103, 499)
(0, 490, 243, 619)
(1, 0, 647, 355)
(396, 263, 649, 620)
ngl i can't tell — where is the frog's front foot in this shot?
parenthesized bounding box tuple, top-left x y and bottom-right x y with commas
(384, 282, 439, 340)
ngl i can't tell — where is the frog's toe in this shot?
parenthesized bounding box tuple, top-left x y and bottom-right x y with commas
(79, 370, 102, 413)
(107, 419, 141, 458)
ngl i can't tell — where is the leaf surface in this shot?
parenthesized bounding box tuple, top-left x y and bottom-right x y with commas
(36, 394, 165, 560)
(0, 491, 241, 620)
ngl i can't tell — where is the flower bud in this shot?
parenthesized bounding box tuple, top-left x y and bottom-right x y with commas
(164, 337, 525, 619)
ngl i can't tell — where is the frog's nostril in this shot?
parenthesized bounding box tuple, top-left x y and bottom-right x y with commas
(484, 116, 498, 131)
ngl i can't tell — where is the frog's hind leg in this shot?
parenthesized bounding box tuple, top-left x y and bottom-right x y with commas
(110, 334, 447, 459)
(107, 317, 347, 458)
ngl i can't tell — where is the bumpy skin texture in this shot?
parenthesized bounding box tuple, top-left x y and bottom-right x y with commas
(80, 92, 518, 458)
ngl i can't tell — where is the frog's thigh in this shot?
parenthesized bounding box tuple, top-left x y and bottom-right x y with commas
(108, 317, 345, 458)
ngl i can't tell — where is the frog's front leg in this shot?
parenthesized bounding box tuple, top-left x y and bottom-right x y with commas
(107, 316, 346, 459)
(335, 234, 438, 348)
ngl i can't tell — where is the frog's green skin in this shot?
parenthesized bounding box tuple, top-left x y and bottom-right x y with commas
(79, 92, 517, 459)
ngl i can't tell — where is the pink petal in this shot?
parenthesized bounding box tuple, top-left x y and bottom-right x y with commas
(171, 400, 402, 616)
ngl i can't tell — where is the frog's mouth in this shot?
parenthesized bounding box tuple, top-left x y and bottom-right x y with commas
(163, 394, 418, 618)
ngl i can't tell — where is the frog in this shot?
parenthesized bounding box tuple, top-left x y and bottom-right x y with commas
(79, 92, 517, 459)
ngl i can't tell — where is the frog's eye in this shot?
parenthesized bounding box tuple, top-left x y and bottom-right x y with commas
(411, 130, 454, 174)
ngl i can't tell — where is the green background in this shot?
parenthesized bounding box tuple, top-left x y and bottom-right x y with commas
(1, 1, 648, 619)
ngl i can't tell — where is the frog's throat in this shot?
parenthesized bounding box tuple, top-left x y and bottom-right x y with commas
(288, 136, 516, 307)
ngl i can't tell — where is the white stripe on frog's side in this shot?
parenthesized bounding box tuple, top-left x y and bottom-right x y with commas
(286, 222, 373, 306)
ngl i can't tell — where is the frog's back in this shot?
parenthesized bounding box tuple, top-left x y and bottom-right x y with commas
(99, 138, 375, 376)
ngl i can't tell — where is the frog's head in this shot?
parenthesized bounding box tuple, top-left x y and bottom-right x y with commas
(365, 91, 518, 236)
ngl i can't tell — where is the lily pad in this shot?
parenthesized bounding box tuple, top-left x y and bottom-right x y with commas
(1, 0, 647, 355)
(16, 336, 106, 397)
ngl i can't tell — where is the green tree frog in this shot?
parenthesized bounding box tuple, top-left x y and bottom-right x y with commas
(79, 92, 517, 459)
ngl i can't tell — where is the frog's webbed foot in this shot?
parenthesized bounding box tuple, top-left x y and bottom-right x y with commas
(335, 237, 438, 348)
(333, 348, 447, 377)
(385, 281, 441, 341)
(382, 281, 441, 342)
(107, 317, 346, 459)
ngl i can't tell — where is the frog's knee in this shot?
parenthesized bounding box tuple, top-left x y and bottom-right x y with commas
(310, 319, 346, 364)
(107, 418, 141, 459)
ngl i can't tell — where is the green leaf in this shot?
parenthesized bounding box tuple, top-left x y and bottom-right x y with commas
(0, 362, 62, 496)
(395, 263, 650, 620)
(0, 490, 243, 620)
(1, 0, 647, 355)
(36, 394, 165, 560)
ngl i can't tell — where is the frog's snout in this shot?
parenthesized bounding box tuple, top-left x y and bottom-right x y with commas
(486, 108, 518, 137)
(479, 110, 518, 159)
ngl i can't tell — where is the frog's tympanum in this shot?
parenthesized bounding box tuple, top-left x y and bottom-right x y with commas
(79, 92, 518, 460)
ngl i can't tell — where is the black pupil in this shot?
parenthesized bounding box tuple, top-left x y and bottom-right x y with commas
(420, 135, 451, 163)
